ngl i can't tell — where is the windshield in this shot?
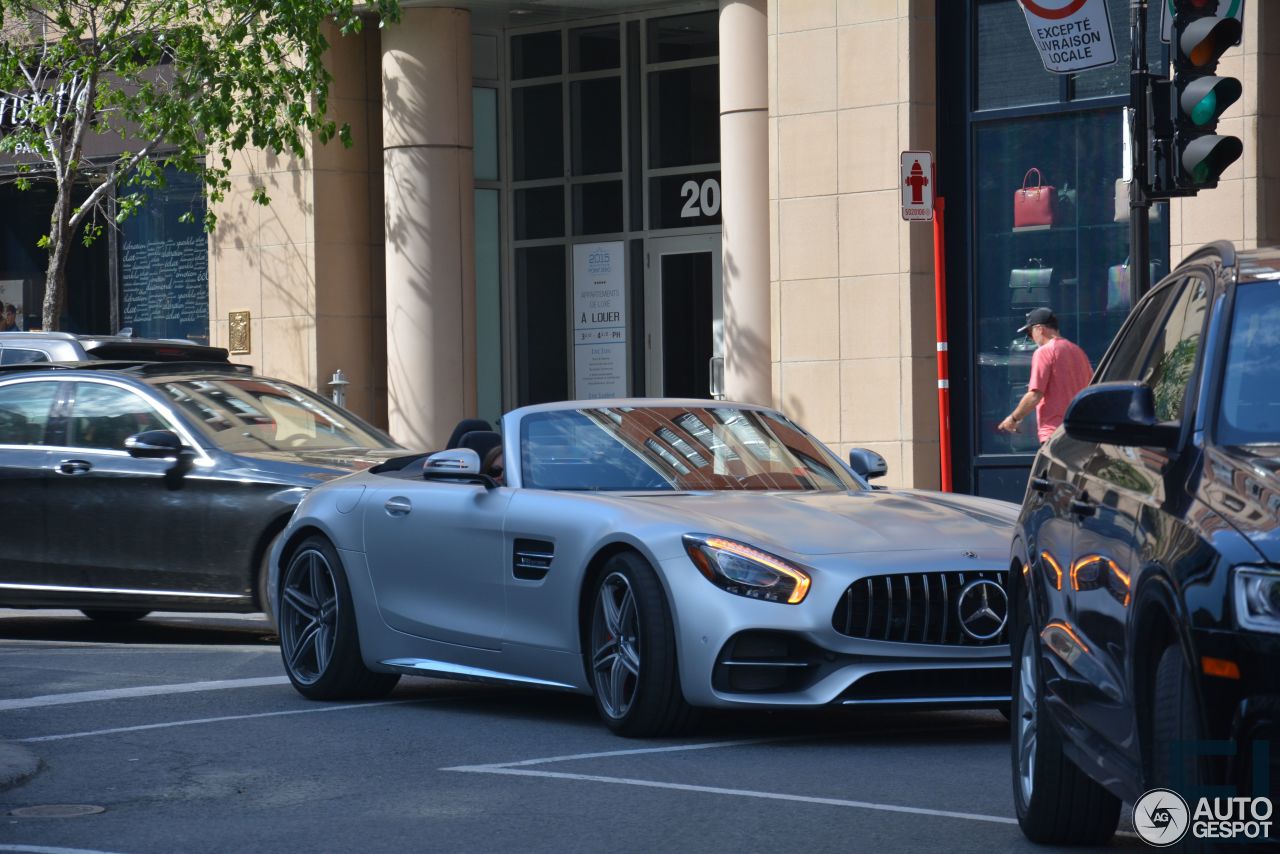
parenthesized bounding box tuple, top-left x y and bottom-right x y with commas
(519, 405, 863, 492)
(1217, 281, 1280, 446)
(154, 377, 396, 452)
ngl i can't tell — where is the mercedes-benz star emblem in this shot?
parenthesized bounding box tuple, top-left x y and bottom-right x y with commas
(956, 579, 1009, 641)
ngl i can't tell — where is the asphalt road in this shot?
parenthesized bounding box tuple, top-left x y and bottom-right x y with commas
(0, 610, 1143, 854)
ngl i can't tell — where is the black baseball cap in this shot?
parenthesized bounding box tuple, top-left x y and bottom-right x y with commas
(1017, 307, 1056, 335)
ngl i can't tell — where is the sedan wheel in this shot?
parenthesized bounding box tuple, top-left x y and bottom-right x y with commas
(278, 535, 399, 700)
(585, 552, 697, 738)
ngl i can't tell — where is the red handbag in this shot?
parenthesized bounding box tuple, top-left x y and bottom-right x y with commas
(1013, 168, 1055, 229)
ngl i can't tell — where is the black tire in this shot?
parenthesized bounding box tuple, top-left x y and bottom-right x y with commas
(257, 532, 282, 631)
(81, 609, 150, 622)
(278, 535, 399, 700)
(1012, 605, 1121, 844)
(585, 551, 698, 738)
(1147, 643, 1209, 852)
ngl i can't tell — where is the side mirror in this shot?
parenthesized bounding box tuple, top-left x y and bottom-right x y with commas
(422, 448, 496, 488)
(125, 429, 186, 459)
(1063, 382, 1180, 449)
(848, 448, 888, 480)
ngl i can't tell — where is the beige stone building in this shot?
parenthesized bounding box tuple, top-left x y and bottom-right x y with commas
(101, 0, 1280, 500)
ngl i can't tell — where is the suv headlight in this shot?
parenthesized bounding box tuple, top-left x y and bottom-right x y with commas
(1233, 567, 1280, 634)
(682, 534, 811, 604)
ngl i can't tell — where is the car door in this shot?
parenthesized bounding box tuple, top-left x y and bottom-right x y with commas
(363, 477, 512, 649)
(1069, 272, 1209, 763)
(0, 378, 62, 594)
(40, 378, 223, 594)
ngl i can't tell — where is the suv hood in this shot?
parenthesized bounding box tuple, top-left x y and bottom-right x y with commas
(1203, 445, 1280, 562)
(629, 488, 1018, 556)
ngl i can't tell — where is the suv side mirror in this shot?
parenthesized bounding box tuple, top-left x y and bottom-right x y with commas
(1063, 382, 1180, 449)
(125, 429, 187, 459)
(848, 448, 888, 480)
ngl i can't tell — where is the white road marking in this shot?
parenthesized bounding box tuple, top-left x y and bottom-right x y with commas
(0, 676, 288, 712)
(16, 698, 429, 743)
(446, 731, 1021, 827)
(453, 766, 1019, 825)
(0, 847, 131, 854)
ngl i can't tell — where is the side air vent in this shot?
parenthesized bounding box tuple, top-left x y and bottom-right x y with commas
(513, 538, 554, 581)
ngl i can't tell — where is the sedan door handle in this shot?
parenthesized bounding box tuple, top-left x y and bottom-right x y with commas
(1070, 499, 1097, 518)
(1031, 477, 1051, 494)
(384, 496, 412, 517)
(57, 459, 92, 475)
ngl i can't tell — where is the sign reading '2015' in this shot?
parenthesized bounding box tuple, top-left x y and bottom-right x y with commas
(679, 178, 721, 219)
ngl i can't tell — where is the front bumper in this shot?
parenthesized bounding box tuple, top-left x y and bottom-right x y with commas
(658, 550, 1011, 710)
(1193, 627, 1280, 798)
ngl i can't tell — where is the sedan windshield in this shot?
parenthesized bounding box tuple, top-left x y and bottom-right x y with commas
(519, 405, 863, 492)
(154, 377, 395, 452)
(1217, 281, 1280, 446)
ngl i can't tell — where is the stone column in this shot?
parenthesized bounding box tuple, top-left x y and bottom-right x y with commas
(381, 7, 476, 449)
(719, 0, 771, 406)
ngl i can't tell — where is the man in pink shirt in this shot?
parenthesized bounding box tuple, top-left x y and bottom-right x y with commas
(998, 307, 1093, 443)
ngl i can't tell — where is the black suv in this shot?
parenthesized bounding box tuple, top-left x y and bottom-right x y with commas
(0, 330, 228, 365)
(0, 361, 405, 622)
(1009, 242, 1279, 845)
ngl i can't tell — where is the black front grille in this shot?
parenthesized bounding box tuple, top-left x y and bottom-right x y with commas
(832, 570, 1010, 646)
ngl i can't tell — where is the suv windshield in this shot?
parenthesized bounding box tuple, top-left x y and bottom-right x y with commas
(519, 405, 862, 492)
(154, 377, 394, 452)
(1217, 281, 1280, 446)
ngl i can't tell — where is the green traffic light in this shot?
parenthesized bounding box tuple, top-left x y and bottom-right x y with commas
(1190, 89, 1217, 126)
(1193, 160, 1210, 183)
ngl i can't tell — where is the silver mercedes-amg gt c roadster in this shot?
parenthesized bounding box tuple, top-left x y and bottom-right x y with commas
(270, 399, 1019, 736)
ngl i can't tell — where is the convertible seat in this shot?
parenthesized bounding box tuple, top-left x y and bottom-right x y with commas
(456, 430, 502, 463)
(445, 418, 491, 449)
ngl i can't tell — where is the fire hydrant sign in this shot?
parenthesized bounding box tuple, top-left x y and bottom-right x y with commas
(900, 151, 934, 222)
(1017, 0, 1116, 74)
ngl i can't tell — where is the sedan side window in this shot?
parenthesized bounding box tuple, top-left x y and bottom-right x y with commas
(0, 381, 59, 446)
(67, 383, 175, 451)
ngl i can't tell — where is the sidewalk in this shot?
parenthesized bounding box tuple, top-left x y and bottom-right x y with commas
(0, 741, 39, 791)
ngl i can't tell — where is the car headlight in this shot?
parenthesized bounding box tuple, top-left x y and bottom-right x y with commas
(1233, 567, 1280, 634)
(682, 534, 811, 604)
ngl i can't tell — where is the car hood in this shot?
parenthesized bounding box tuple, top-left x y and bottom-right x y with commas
(1202, 445, 1280, 562)
(627, 488, 1018, 556)
(229, 446, 409, 479)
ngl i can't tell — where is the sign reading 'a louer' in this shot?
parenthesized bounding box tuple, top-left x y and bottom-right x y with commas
(1017, 0, 1116, 74)
(901, 151, 934, 222)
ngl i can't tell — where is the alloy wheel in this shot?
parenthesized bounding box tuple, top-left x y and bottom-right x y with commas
(591, 572, 641, 719)
(280, 547, 340, 685)
(1017, 624, 1038, 804)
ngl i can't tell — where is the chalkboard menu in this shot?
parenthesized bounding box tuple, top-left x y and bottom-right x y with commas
(119, 168, 209, 344)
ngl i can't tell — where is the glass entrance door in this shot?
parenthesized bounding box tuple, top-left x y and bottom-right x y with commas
(644, 234, 722, 398)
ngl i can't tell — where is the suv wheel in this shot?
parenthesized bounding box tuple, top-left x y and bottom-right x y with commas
(1012, 618, 1120, 844)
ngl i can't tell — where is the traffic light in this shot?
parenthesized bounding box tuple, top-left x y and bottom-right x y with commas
(1168, 0, 1242, 191)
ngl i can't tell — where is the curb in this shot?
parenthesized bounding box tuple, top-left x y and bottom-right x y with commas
(0, 741, 40, 791)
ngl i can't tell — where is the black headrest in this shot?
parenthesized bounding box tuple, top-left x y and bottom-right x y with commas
(457, 430, 502, 461)
(446, 418, 491, 449)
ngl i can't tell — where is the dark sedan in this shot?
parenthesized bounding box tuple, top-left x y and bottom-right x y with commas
(0, 361, 405, 622)
(1009, 242, 1280, 847)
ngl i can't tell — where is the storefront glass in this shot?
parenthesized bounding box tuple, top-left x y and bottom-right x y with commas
(942, 0, 1170, 501)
